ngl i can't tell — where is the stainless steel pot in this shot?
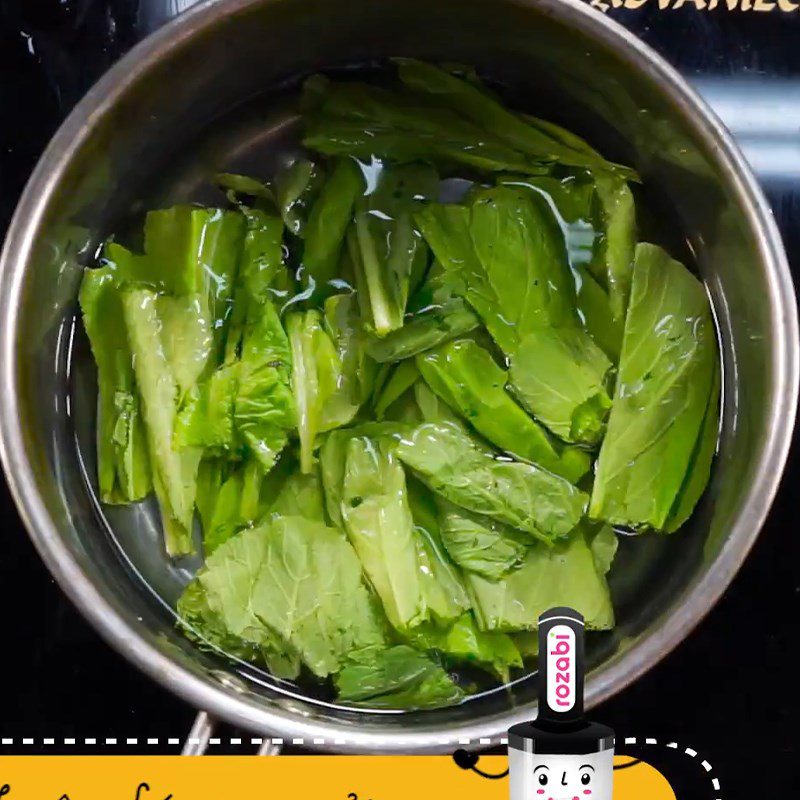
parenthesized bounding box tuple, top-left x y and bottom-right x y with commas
(0, 0, 796, 754)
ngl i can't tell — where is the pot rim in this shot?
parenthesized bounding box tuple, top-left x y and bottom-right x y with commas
(0, 0, 797, 753)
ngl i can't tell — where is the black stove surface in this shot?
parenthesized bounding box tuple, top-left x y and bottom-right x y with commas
(1, 2, 798, 795)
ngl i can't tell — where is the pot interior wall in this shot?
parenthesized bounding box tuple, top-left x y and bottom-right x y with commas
(10, 0, 776, 743)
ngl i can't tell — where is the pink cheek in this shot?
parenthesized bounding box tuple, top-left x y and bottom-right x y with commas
(536, 791, 545, 796)
(584, 792, 593, 796)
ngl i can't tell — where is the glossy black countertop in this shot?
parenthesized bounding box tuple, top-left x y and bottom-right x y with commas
(1, 2, 797, 796)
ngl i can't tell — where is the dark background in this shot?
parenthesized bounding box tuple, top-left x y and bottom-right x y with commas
(1, 1, 798, 797)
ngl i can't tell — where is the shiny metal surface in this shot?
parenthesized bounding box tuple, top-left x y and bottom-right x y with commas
(182, 711, 215, 756)
(0, 0, 796, 753)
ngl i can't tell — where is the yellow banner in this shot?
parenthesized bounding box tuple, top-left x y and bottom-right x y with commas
(0, 756, 674, 800)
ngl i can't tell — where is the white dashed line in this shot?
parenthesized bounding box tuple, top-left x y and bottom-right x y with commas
(633, 738, 721, 799)
(0, 726, 723, 799)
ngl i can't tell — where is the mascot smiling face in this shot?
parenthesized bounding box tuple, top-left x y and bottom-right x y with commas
(508, 749, 614, 800)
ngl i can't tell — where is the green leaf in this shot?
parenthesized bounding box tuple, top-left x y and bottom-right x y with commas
(496, 174, 623, 361)
(349, 163, 438, 335)
(268, 466, 327, 523)
(366, 298, 480, 363)
(214, 172, 275, 204)
(79, 266, 151, 504)
(395, 421, 588, 542)
(340, 436, 429, 631)
(319, 428, 350, 529)
(121, 288, 201, 555)
(235, 297, 295, 469)
(320, 424, 415, 532)
(407, 477, 471, 625)
(576, 266, 624, 362)
(178, 210, 295, 467)
(287, 309, 360, 472)
(469, 180, 576, 304)
(324, 292, 378, 407)
(507, 326, 612, 445)
(174, 362, 238, 451)
(143, 206, 246, 361)
(590, 175, 636, 322)
(195, 457, 227, 538)
(511, 631, 539, 659)
(589, 244, 718, 530)
(106, 235, 214, 365)
(373, 360, 420, 419)
(335, 645, 463, 709)
(154, 294, 213, 400)
(194, 457, 270, 556)
(302, 158, 364, 296)
(470, 187, 612, 443)
(415, 191, 612, 444)
(408, 613, 522, 682)
(240, 458, 267, 521)
(467, 525, 615, 632)
(228, 208, 289, 329)
(395, 59, 635, 179)
(498, 173, 596, 228)
(436, 499, 528, 581)
(302, 75, 545, 176)
(413, 381, 462, 425)
(274, 158, 325, 237)
(589, 523, 619, 576)
(177, 579, 302, 679)
(416, 192, 565, 349)
(203, 466, 249, 555)
(665, 366, 720, 532)
(202, 208, 297, 468)
(407, 258, 468, 314)
(417, 338, 590, 482)
(194, 517, 386, 678)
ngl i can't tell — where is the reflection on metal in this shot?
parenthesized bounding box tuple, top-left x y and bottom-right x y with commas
(695, 77, 800, 184)
(181, 711, 282, 756)
(257, 739, 282, 756)
(182, 711, 215, 756)
(137, 0, 205, 33)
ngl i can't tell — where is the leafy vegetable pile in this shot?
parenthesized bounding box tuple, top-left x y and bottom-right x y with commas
(79, 60, 720, 710)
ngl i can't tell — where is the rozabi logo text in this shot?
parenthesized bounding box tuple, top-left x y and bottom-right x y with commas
(546, 624, 576, 712)
(589, 0, 799, 11)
